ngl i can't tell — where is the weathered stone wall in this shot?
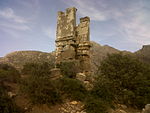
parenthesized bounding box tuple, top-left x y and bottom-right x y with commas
(142, 45, 150, 51)
(55, 7, 91, 74)
(56, 7, 77, 64)
(56, 7, 76, 40)
(76, 17, 91, 73)
(76, 17, 90, 43)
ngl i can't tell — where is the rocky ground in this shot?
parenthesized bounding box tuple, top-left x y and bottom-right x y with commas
(4, 74, 149, 113)
(1, 42, 150, 113)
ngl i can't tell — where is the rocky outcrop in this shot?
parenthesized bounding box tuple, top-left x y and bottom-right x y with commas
(142, 104, 150, 113)
(59, 101, 86, 113)
(76, 73, 86, 81)
(135, 45, 150, 64)
(8, 91, 17, 98)
(109, 104, 141, 113)
(76, 73, 93, 90)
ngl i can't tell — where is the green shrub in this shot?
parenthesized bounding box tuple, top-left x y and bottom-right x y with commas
(21, 75, 62, 105)
(84, 96, 108, 113)
(0, 84, 22, 113)
(95, 53, 150, 108)
(21, 62, 61, 105)
(91, 76, 114, 103)
(0, 64, 20, 83)
(59, 77, 87, 101)
(59, 61, 80, 78)
(21, 62, 54, 76)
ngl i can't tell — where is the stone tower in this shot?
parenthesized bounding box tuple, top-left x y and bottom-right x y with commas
(55, 7, 91, 74)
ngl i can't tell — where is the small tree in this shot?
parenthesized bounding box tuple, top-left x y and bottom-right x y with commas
(0, 64, 20, 83)
(0, 84, 22, 113)
(59, 61, 80, 78)
(21, 62, 54, 76)
(84, 96, 108, 113)
(21, 75, 62, 105)
(94, 53, 150, 108)
(58, 77, 87, 101)
(20, 62, 61, 105)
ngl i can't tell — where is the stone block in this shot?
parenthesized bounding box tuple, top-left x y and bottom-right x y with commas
(50, 68, 62, 80)
(142, 104, 150, 113)
(76, 73, 86, 81)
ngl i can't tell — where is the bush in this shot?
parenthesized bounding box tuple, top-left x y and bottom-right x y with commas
(21, 75, 61, 105)
(59, 61, 80, 78)
(84, 96, 108, 113)
(21, 62, 54, 76)
(95, 53, 150, 108)
(58, 77, 87, 101)
(0, 84, 22, 113)
(91, 76, 114, 103)
(0, 64, 20, 83)
(21, 62, 61, 105)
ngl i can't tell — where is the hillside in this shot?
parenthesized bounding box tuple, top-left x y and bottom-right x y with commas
(135, 45, 150, 64)
(90, 41, 120, 73)
(0, 42, 149, 73)
(0, 51, 55, 71)
(0, 42, 150, 113)
(0, 42, 125, 73)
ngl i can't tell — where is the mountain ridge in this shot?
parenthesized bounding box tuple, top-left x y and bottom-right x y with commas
(0, 41, 149, 72)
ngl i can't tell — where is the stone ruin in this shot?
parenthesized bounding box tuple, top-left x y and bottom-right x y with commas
(55, 7, 91, 76)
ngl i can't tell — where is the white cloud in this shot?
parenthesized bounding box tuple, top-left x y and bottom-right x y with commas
(120, 6, 150, 45)
(43, 27, 55, 39)
(63, 0, 150, 47)
(63, 0, 107, 21)
(0, 8, 28, 24)
(0, 8, 31, 31)
(17, 0, 39, 9)
(0, 22, 31, 31)
(1, 28, 20, 39)
(16, 0, 40, 19)
(0, 7, 31, 40)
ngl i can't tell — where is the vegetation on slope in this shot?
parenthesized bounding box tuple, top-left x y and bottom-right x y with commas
(0, 85, 22, 113)
(0, 64, 20, 83)
(92, 54, 150, 108)
(20, 62, 61, 105)
(20, 53, 150, 113)
(0, 51, 55, 71)
(20, 62, 86, 105)
(1, 50, 150, 113)
(0, 64, 22, 113)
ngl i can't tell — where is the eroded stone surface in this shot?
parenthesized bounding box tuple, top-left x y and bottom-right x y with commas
(50, 68, 62, 80)
(55, 7, 91, 75)
(142, 104, 150, 113)
(59, 101, 86, 113)
(76, 73, 86, 81)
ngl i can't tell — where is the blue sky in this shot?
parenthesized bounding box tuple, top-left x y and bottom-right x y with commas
(0, 0, 150, 57)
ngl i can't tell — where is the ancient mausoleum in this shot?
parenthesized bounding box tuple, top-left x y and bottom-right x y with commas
(55, 7, 91, 75)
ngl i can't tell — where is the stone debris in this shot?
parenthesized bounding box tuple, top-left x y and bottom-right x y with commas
(70, 101, 78, 105)
(76, 73, 86, 81)
(115, 109, 127, 113)
(50, 68, 62, 80)
(59, 101, 86, 113)
(8, 91, 16, 98)
(109, 108, 127, 113)
(83, 81, 93, 90)
(117, 104, 128, 109)
(142, 104, 150, 113)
